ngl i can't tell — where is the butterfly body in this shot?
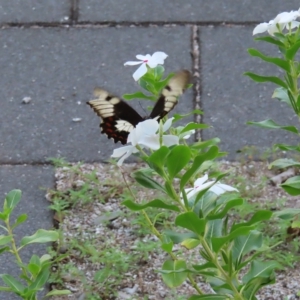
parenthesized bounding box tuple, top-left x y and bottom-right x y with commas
(87, 70, 191, 144)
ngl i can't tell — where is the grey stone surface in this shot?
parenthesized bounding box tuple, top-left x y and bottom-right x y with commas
(0, 165, 54, 300)
(79, 0, 300, 23)
(0, 26, 193, 164)
(0, 0, 71, 23)
(201, 26, 299, 159)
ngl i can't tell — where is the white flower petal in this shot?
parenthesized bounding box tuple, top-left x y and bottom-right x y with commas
(162, 135, 179, 147)
(139, 135, 160, 150)
(132, 63, 148, 81)
(111, 145, 135, 158)
(253, 22, 269, 35)
(148, 51, 168, 67)
(136, 54, 151, 61)
(210, 183, 238, 196)
(124, 61, 143, 66)
(162, 118, 174, 132)
(193, 175, 209, 188)
(138, 119, 159, 135)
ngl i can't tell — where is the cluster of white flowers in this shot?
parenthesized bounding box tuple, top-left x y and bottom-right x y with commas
(253, 8, 300, 35)
(111, 118, 179, 166)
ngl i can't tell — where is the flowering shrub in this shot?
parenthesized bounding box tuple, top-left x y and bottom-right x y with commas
(246, 9, 300, 208)
(105, 52, 277, 299)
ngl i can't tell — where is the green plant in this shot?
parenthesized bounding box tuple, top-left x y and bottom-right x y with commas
(0, 190, 67, 299)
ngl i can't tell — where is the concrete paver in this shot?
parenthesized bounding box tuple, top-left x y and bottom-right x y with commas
(0, 26, 193, 164)
(79, 0, 300, 23)
(0, 165, 54, 300)
(201, 26, 298, 159)
(0, 0, 71, 23)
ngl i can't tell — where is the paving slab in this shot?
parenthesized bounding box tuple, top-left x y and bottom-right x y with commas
(201, 26, 299, 159)
(79, 0, 300, 23)
(0, 165, 54, 300)
(0, 26, 193, 164)
(0, 0, 71, 23)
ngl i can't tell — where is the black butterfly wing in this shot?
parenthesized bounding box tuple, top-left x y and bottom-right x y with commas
(149, 70, 192, 120)
(87, 88, 144, 144)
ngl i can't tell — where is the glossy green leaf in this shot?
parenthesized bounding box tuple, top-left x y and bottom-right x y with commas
(274, 143, 300, 152)
(148, 146, 170, 176)
(231, 210, 272, 232)
(191, 138, 220, 150)
(189, 295, 228, 300)
(205, 219, 223, 239)
(46, 289, 72, 296)
(123, 91, 155, 101)
(155, 73, 175, 92)
(161, 260, 187, 287)
(175, 212, 206, 235)
(207, 198, 243, 220)
(0, 246, 10, 254)
(270, 158, 300, 169)
(166, 145, 191, 179)
(12, 214, 28, 229)
(248, 48, 290, 72)
(180, 146, 219, 190)
(273, 208, 300, 219)
(286, 40, 300, 60)
(28, 267, 50, 291)
(172, 109, 203, 122)
(0, 235, 11, 246)
(244, 72, 287, 88)
(211, 225, 256, 252)
(133, 171, 166, 192)
(5, 189, 21, 210)
(232, 231, 263, 264)
(163, 230, 198, 244)
(247, 119, 299, 134)
(281, 176, 300, 195)
(122, 199, 180, 212)
(181, 238, 200, 249)
(272, 87, 292, 107)
(179, 122, 210, 134)
(242, 260, 279, 284)
(254, 36, 285, 47)
(0, 274, 25, 293)
(20, 229, 59, 247)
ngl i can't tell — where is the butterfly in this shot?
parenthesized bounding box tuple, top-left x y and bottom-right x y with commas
(87, 69, 192, 145)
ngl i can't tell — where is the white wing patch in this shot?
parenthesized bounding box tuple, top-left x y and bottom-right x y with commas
(115, 120, 135, 132)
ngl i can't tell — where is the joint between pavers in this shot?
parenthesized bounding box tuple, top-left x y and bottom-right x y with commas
(191, 25, 202, 142)
(0, 21, 257, 30)
(70, 0, 79, 24)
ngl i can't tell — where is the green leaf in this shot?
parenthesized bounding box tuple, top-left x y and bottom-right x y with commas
(281, 176, 300, 195)
(180, 146, 219, 190)
(244, 72, 287, 88)
(181, 238, 201, 250)
(175, 212, 206, 235)
(189, 295, 228, 300)
(254, 36, 285, 47)
(132, 171, 166, 193)
(247, 119, 299, 134)
(28, 267, 50, 291)
(179, 122, 210, 134)
(207, 198, 243, 220)
(20, 229, 59, 247)
(0, 274, 25, 293)
(0, 246, 10, 254)
(163, 230, 198, 244)
(172, 109, 203, 122)
(94, 267, 111, 283)
(46, 289, 71, 296)
(12, 214, 28, 229)
(272, 87, 292, 107)
(273, 208, 300, 220)
(153, 65, 165, 80)
(166, 145, 191, 179)
(274, 143, 300, 152)
(242, 260, 279, 284)
(232, 231, 263, 265)
(5, 189, 22, 210)
(205, 219, 223, 239)
(147, 146, 170, 176)
(161, 260, 187, 288)
(155, 73, 175, 92)
(161, 234, 173, 253)
(248, 48, 290, 72)
(191, 138, 220, 150)
(211, 225, 256, 252)
(270, 158, 300, 169)
(0, 235, 11, 246)
(123, 91, 156, 101)
(122, 199, 180, 212)
(286, 40, 300, 60)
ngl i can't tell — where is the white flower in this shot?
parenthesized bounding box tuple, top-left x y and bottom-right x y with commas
(185, 174, 238, 199)
(253, 9, 300, 35)
(124, 51, 168, 81)
(111, 119, 178, 166)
